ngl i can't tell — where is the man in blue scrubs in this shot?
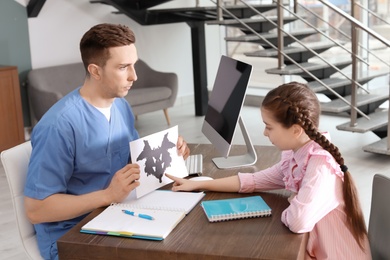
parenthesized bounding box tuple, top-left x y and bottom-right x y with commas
(24, 23, 190, 260)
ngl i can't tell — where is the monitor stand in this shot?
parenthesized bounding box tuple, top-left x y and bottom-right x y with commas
(212, 117, 257, 169)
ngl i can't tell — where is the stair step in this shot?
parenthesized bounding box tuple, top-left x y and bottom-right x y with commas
(245, 42, 336, 57)
(307, 71, 389, 92)
(225, 28, 321, 48)
(245, 41, 336, 63)
(321, 93, 388, 113)
(150, 4, 278, 19)
(336, 110, 388, 133)
(225, 28, 319, 43)
(308, 78, 351, 92)
(208, 16, 299, 32)
(118, 3, 280, 24)
(363, 137, 390, 155)
(101, 0, 174, 10)
(265, 58, 351, 75)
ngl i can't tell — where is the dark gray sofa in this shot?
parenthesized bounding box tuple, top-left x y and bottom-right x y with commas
(27, 60, 178, 126)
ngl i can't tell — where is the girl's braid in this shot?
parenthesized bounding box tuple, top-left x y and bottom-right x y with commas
(287, 101, 345, 166)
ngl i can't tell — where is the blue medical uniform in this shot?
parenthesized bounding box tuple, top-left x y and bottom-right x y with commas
(24, 88, 139, 260)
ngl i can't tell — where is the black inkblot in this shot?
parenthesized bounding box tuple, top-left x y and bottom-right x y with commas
(136, 133, 176, 183)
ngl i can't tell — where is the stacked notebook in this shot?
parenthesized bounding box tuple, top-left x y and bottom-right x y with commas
(201, 196, 272, 222)
(81, 190, 205, 240)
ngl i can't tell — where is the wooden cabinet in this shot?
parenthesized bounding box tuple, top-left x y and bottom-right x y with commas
(0, 66, 25, 152)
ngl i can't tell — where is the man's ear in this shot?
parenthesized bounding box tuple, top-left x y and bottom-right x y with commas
(87, 64, 101, 80)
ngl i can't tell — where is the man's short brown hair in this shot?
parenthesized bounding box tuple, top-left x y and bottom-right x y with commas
(80, 23, 136, 71)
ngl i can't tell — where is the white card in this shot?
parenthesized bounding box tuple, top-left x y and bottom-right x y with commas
(130, 125, 189, 198)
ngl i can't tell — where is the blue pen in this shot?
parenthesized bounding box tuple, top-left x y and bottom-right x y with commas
(122, 210, 154, 220)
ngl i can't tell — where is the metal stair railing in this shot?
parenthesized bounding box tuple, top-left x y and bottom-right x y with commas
(280, 2, 371, 69)
(211, 0, 370, 119)
(268, 0, 369, 94)
(316, 0, 390, 150)
(212, 0, 390, 150)
(354, 1, 390, 27)
(298, 3, 390, 69)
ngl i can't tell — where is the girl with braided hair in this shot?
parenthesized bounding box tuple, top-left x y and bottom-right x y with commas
(167, 82, 371, 259)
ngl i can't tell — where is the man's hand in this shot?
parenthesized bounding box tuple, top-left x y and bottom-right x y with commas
(177, 135, 190, 160)
(105, 163, 140, 203)
(25, 164, 141, 224)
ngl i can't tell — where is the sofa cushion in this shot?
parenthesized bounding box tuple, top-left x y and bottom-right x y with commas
(127, 87, 172, 106)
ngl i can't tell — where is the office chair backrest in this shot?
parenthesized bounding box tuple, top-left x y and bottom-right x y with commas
(368, 174, 390, 260)
(1, 141, 43, 260)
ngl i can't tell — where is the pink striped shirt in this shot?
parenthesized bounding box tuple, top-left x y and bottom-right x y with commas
(238, 140, 371, 259)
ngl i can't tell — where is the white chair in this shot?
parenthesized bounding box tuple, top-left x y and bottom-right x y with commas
(368, 174, 390, 260)
(1, 141, 43, 260)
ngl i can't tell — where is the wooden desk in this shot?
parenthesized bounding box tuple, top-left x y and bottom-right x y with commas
(57, 144, 308, 260)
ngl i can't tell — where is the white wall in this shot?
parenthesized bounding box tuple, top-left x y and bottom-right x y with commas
(26, 0, 226, 101)
(14, 0, 28, 7)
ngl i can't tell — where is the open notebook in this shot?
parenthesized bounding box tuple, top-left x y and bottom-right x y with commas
(81, 190, 205, 240)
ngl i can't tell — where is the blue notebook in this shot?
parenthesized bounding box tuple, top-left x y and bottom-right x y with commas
(201, 196, 272, 222)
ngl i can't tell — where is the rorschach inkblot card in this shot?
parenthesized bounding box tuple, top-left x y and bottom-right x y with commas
(130, 125, 189, 198)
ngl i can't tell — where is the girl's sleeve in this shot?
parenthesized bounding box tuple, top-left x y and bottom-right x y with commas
(280, 155, 343, 233)
(238, 160, 286, 193)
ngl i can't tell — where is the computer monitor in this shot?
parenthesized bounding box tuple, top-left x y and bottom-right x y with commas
(202, 55, 257, 169)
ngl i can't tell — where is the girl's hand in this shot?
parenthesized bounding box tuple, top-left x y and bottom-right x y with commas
(166, 173, 200, 192)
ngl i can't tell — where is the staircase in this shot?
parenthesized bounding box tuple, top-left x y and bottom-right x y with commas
(89, 0, 390, 155)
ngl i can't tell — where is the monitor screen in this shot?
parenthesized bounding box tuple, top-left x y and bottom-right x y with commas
(202, 55, 253, 160)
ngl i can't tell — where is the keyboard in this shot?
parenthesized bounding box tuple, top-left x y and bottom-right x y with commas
(185, 154, 203, 176)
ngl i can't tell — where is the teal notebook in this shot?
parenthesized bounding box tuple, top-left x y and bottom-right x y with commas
(201, 196, 272, 222)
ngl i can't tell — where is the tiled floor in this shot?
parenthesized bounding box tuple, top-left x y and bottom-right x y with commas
(1, 95, 390, 259)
